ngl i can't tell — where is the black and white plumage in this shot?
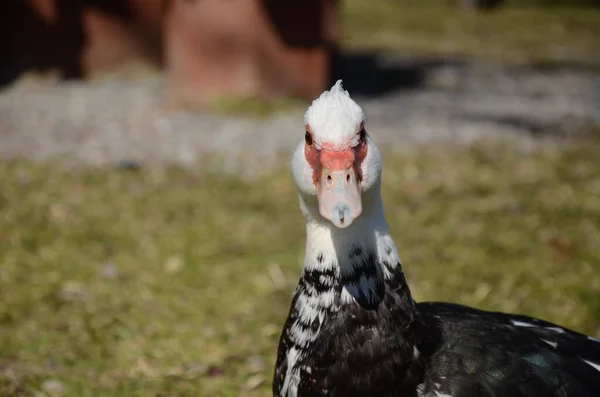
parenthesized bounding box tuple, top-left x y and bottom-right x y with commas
(273, 80, 600, 397)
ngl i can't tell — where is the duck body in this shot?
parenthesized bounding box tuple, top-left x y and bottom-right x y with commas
(273, 80, 600, 397)
(418, 303, 600, 397)
(273, 257, 426, 397)
(272, 240, 600, 397)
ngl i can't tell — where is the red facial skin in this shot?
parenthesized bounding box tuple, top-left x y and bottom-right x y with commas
(304, 125, 368, 185)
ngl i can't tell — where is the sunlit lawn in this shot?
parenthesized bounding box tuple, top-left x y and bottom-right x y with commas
(344, 0, 600, 66)
(1, 141, 600, 396)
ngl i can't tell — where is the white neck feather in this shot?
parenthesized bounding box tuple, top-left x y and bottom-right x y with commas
(300, 188, 403, 304)
(280, 186, 407, 397)
(305, 201, 392, 264)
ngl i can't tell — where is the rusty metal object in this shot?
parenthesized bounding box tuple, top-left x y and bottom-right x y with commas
(1, 0, 338, 103)
(1, 0, 71, 82)
(1, 0, 163, 81)
(164, 0, 338, 105)
(24, 0, 58, 24)
(81, 1, 163, 78)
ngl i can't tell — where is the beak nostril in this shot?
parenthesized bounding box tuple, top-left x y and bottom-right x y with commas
(346, 173, 351, 184)
(326, 175, 332, 185)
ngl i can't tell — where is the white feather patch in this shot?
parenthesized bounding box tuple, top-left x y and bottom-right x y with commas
(581, 358, 600, 373)
(511, 320, 567, 335)
(541, 339, 558, 349)
(413, 346, 420, 359)
(416, 383, 426, 397)
(544, 326, 566, 334)
(511, 320, 536, 327)
(281, 348, 301, 397)
(340, 287, 355, 305)
(304, 80, 365, 150)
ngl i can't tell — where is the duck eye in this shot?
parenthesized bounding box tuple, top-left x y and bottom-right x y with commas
(358, 126, 366, 143)
(305, 130, 313, 146)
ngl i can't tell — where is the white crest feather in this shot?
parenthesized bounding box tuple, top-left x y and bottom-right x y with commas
(304, 80, 365, 150)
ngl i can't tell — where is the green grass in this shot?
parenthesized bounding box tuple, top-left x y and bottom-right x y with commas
(343, 0, 600, 66)
(1, 142, 600, 396)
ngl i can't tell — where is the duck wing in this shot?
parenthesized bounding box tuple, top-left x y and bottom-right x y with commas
(416, 302, 600, 397)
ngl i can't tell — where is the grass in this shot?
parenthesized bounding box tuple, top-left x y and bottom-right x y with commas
(343, 0, 600, 66)
(1, 141, 600, 396)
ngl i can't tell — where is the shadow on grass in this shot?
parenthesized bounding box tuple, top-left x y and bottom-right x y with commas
(330, 49, 466, 97)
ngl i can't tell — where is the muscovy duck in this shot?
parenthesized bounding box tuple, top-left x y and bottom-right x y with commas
(273, 80, 600, 397)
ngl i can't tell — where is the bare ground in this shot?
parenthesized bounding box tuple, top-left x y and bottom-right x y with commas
(0, 56, 598, 176)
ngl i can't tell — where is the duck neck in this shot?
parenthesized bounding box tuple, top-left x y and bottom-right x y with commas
(300, 192, 412, 311)
(275, 193, 426, 397)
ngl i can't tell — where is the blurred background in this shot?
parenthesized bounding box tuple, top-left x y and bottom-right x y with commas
(1, 0, 599, 396)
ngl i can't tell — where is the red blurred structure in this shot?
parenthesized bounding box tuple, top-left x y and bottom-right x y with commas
(1, 0, 338, 104)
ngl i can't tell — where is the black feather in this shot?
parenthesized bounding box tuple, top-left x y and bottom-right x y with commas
(273, 257, 600, 397)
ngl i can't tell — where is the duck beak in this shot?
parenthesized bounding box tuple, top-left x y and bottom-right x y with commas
(316, 150, 362, 228)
